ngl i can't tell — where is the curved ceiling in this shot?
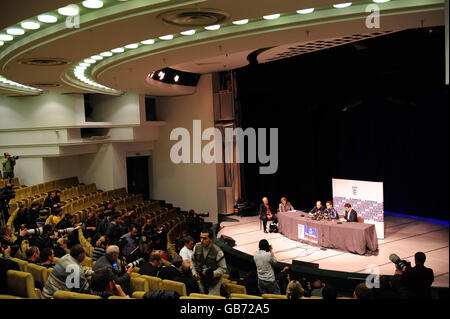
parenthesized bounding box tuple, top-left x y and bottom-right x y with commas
(0, 0, 445, 96)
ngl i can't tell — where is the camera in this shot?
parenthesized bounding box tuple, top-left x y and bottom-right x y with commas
(58, 227, 77, 235)
(12, 155, 19, 160)
(126, 257, 144, 269)
(197, 212, 210, 218)
(389, 253, 411, 271)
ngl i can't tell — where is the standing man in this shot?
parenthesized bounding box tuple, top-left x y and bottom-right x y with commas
(323, 201, 339, 219)
(179, 235, 194, 261)
(260, 197, 277, 233)
(253, 239, 281, 295)
(403, 252, 434, 299)
(191, 227, 227, 296)
(1, 153, 17, 179)
(344, 203, 358, 222)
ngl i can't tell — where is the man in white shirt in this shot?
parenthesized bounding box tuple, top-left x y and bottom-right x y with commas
(179, 235, 194, 261)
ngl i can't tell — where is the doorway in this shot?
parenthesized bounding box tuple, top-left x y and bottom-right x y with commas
(126, 156, 150, 200)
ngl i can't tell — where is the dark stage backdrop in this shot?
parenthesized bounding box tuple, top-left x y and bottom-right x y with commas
(236, 27, 448, 221)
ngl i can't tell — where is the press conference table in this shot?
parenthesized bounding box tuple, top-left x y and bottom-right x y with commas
(277, 211, 379, 255)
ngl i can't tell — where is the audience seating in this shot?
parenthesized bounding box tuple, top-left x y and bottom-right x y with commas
(108, 296, 135, 299)
(5, 270, 39, 299)
(130, 277, 149, 294)
(25, 263, 48, 287)
(223, 282, 247, 295)
(131, 291, 146, 299)
(140, 275, 162, 291)
(262, 294, 287, 299)
(230, 293, 263, 299)
(11, 257, 28, 272)
(189, 293, 226, 299)
(161, 279, 187, 296)
(53, 290, 102, 299)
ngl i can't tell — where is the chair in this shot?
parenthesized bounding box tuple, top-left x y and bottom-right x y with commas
(180, 296, 202, 299)
(5, 270, 39, 299)
(131, 291, 146, 299)
(108, 296, 134, 299)
(262, 294, 287, 299)
(53, 290, 102, 299)
(189, 293, 226, 299)
(161, 279, 187, 296)
(130, 277, 149, 293)
(140, 275, 162, 291)
(224, 282, 247, 295)
(11, 258, 28, 272)
(25, 263, 48, 287)
(230, 293, 263, 299)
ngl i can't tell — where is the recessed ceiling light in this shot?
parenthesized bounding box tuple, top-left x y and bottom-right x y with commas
(125, 43, 138, 49)
(20, 22, 40, 30)
(205, 25, 220, 31)
(297, 8, 314, 14)
(0, 34, 13, 41)
(80, 63, 90, 67)
(91, 55, 103, 60)
(263, 14, 280, 20)
(84, 59, 96, 64)
(373, 0, 390, 2)
(58, 5, 79, 16)
(0, 41, 4, 46)
(333, 3, 352, 9)
(159, 35, 173, 40)
(174, 75, 180, 82)
(37, 14, 58, 23)
(100, 51, 113, 57)
(232, 19, 248, 25)
(141, 39, 155, 45)
(7, 28, 25, 35)
(181, 30, 195, 36)
(82, 0, 104, 9)
(111, 47, 125, 53)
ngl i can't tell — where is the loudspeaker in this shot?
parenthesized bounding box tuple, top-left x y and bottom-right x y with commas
(220, 234, 236, 247)
(292, 260, 319, 269)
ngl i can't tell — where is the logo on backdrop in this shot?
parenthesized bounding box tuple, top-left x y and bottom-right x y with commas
(352, 186, 358, 196)
(169, 120, 279, 174)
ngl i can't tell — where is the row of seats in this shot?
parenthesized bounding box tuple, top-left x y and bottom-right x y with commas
(11, 177, 79, 203)
(0, 177, 20, 188)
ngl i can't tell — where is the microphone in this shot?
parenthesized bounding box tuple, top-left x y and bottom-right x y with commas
(389, 253, 400, 264)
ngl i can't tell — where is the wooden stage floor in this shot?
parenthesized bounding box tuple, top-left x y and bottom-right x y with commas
(217, 213, 449, 287)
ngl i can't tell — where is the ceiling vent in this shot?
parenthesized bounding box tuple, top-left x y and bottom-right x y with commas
(18, 58, 69, 66)
(158, 8, 230, 27)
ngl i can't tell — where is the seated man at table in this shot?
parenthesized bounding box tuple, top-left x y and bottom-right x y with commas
(260, 197, 278, 233)
(343, 203, 358, 222)
(323, 201, 339, 219)
(309, 201, 325, 216)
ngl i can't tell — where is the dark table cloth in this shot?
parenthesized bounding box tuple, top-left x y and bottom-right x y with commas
(277, 211, 378, 255)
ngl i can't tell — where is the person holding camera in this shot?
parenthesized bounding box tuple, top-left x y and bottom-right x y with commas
(1, 153, 17, 179)
(0, 225, 26, 257)
(191, 227, 227, 296)
(0, 181, 15, 225)
(403, 252, 435, 299)
(118, 224, 139, 262)
(253, 239, 281, 295)
(139, 253, 162, 276)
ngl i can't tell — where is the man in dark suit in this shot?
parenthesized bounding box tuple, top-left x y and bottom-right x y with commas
(403, 251, 434, 299)
(259, 197, 277, 233)
(139, 253, 162, 277)
(174, 259, 200, 296)
(344, 203, 358, 222)
(158, 255, 182, 280)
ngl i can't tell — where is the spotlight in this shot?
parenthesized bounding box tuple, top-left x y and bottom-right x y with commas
(174, 75, 180, 82)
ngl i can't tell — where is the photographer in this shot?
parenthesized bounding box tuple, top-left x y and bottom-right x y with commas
(0, 225, 26, 257)
(403, 252, 435, 299)
(1, 153, 18, 179)
(253, 239, 280, 295)
(105, 213, 123, 245)
(389, 253, 413, 299)
(0, 181, 15, 225)
(35, 224, 57, 251)
(187, 209, 208, 242)
(191, 227, 226, 296)
(118, 224, 139, 262)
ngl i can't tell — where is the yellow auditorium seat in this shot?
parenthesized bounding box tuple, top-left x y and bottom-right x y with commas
(262, 294, 287, 299)
(11, 257, 28, 272)
(130, 277, 149, 294)
(131, 291, 146, 299)
(161, 279, 187, 296)
(6, 270, 39, 299)
(230, 293, 263, 299)
(224, 282, 247, 295)
(189, 293, 226, 299)
(108, 296, 135, 299)
(53, 291, 102, 299)
(140, 275, 162, 291)
(25, 263, 48, 287)
(180, 296, 202, 299)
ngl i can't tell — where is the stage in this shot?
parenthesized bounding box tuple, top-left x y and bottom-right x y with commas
(217, 213, 449, 288)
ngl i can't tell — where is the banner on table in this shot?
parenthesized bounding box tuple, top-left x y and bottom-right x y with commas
(298, 224, 318, 243)
(332, 178, 384, 239)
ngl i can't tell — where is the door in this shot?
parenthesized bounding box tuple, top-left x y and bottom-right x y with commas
(126, 156, 150, 200)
